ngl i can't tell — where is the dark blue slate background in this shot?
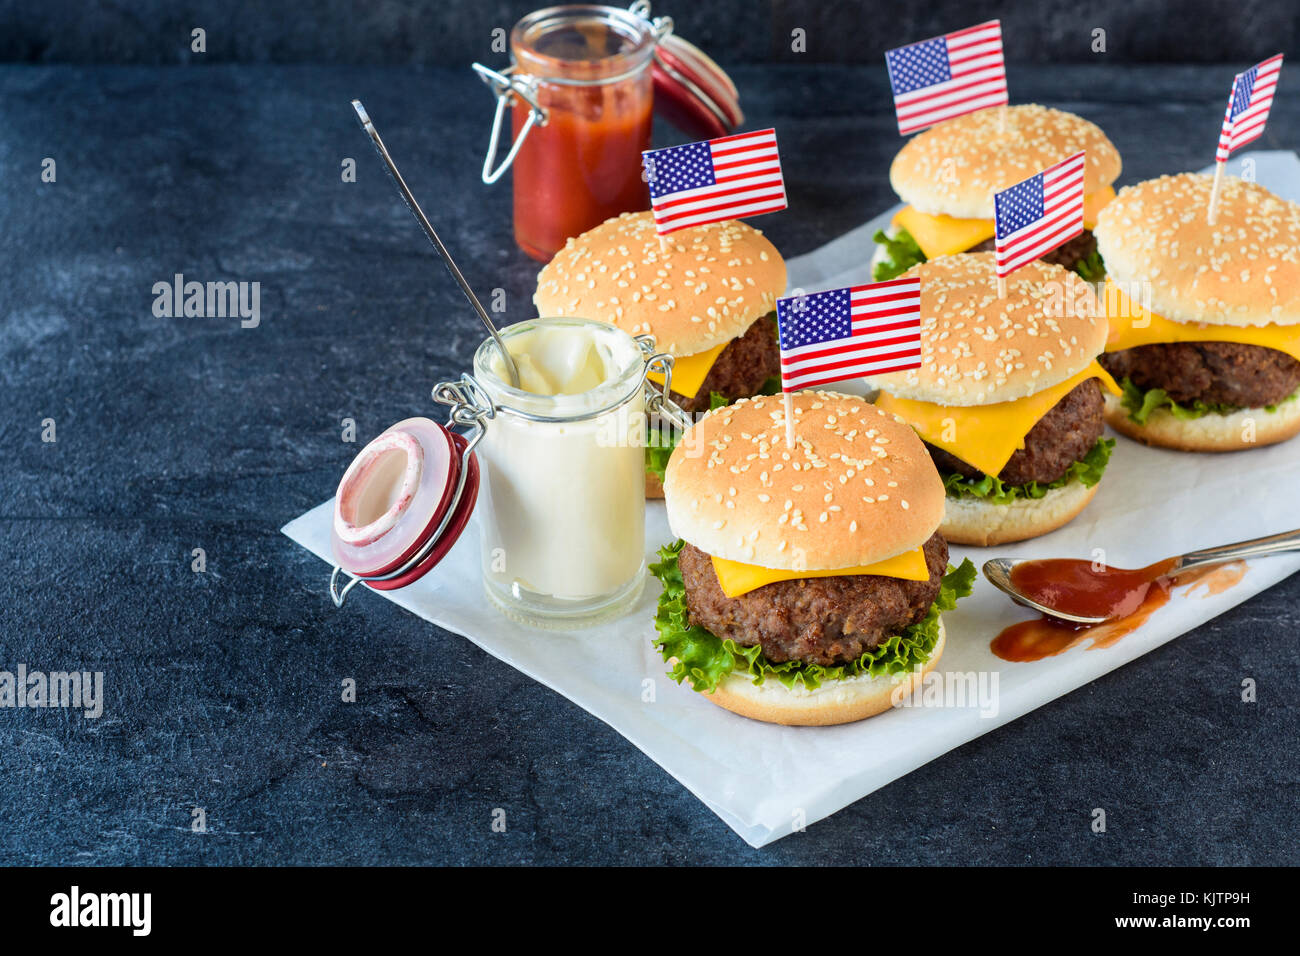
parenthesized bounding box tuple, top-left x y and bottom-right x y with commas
(0, 0, 1297, 865)
(1, 0, 1297, 64)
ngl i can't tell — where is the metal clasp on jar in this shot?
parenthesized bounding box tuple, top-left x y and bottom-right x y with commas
(470, 2, 673, 185)
(636, 333, 692, 432)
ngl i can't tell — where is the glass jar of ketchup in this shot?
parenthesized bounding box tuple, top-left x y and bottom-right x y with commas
(474, 5, 665, 262)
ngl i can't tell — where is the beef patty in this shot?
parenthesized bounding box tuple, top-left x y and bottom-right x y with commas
(678, 533, 948, 667)
(967, 229, 1098, 274)
(671, 312, 779, 413)
(926, 377, 1105, 486)
(1099, 342, 1300, 410)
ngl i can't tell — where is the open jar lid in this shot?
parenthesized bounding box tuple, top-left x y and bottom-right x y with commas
(330, 418, 480, 601)
(652, 32, 744, 139)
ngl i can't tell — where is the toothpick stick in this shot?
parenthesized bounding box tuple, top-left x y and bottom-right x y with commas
(784, 390, 796, 450)
(992, 187, 1006, 298)
(1207, 160, 1226, 226)
(998, 104, 1007, 134)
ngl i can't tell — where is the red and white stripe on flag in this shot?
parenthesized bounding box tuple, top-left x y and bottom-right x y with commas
(993, 151, 1087, 279)
(646, 128, 787, 235)
(776, 278, 923, 392)
(1215, 54, 1283, 163)
(886, 20, 1009, 136)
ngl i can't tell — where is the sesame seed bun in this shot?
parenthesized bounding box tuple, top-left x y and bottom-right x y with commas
(940, 481, 1100, 547)
(890, 105, 1121, 220)
(662, 391, 945, 570)
(533, 211, 787, 357)
(869, 254, 1109, 406)
(1094, 173, 1300, 328)
(681, 623, 945, 726)
(1102, 391, 1300, 452)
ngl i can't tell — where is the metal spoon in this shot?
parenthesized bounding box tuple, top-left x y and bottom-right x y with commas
(983, 527, 1300, 625)
(351, 99, 520, 388)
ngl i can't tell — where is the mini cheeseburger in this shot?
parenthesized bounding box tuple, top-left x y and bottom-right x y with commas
(870, 254, 1120, 547)
(535, 211, 787, 496)
(650, 391, 974, 726)
(1093, 173, 1300, 451)
(873, 104, 1121, 283)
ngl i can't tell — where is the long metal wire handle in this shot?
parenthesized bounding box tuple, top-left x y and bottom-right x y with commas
(1177, 526, 1300, 575)
(328, 382, 492, 608)
(350, 99, 520, 388)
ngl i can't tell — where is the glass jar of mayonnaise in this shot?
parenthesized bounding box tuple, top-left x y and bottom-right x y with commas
(471, 316, 650, 628)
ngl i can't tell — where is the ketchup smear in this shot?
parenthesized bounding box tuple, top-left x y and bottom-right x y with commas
(991, 558, 1247, 663)
(1010, 557, 1179, 622)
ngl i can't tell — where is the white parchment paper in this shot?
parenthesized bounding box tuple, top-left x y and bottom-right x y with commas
(283, 152, 1300, 847)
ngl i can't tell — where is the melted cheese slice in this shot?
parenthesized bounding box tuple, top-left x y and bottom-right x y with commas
(1104, 281, 1300, 362)
(875, 361, 1122, 477)
(893, 206, 995, 260)
(647, 340, 727, 400)
(893, 186, 1117, 260)
(711, 547, 930, 598)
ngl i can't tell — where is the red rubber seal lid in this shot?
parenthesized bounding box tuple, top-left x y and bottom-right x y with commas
(367, 432, 480, 592)
(331, 421, 480, 594)
(652, 34, 744, 140)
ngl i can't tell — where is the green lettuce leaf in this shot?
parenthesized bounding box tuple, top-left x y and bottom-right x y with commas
(1119, 376, 1243, 424)
(1265, 390, 1300, 413)
(872, 228, 926, 282)
(1073, 249, 1107, 282)
(645, 426, 677, 483)
(649, 543, 976, 693)
(941, 438, 1114, 505)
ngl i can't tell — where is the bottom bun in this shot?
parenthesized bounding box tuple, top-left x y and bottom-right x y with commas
(690, 623, 945, 726)
(645, 470, 665, 499)
(941, 480, 1099, 547)
(1103, 393, 1300, 453)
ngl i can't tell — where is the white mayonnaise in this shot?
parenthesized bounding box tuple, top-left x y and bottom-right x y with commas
(474, 318, 646, 626)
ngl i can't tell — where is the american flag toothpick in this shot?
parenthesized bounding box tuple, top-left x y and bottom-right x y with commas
(642, 128, 787, 236)
(1208, 54, 1284, 225)
(775, 280, 923, 447)
(885, 20, 1008, 136)
(993, 151, 1088, 291)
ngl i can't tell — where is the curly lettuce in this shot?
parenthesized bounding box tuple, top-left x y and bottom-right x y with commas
(1118, 376, 1299, 424)
(649, 543, 976, 693)
(1073, 249, 1107, 282)
(941, 438, 1114, 506)
(872, 227, 926, 281)
(645, 429, 677, 483)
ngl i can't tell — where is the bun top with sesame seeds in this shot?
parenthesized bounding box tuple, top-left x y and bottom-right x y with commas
(533, 211, 787, 357)
(1094, 173, 1300, 328)
(662, 391, 945, 570)
(868, 253, 1108, 407)
(890, 105, 1121, 221)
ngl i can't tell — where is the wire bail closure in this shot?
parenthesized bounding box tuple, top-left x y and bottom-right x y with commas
(636, 333, 692, 433)
(471, 2, 673, 185)
(471, 64, 546, 185)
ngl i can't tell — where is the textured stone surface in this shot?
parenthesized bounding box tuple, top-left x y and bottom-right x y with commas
(0, 63, 1297, 864)
(0, 0, 1295, 65)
